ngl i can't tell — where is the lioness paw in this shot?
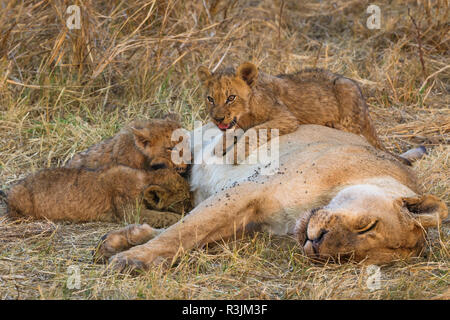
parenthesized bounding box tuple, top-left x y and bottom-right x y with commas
(93, 231, 130, 264)
(108, 253, 148, 274)
(93, 224, 159, 263)
(107, 246, 172, 274)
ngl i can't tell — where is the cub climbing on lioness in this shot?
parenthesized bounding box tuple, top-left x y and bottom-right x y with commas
(197, 62, 409, 164)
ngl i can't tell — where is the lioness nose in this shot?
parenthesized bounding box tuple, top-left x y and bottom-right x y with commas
(312, 229, 328, 244)
(307, 229, 328, 254)
(214, 116, 225, 123)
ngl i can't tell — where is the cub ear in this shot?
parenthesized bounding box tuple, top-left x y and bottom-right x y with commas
(401, 194, 448, 228)
(163, 112, 181, 123)
(131, 127, 152, 148)
(144, 185, 168, 210)
(236, 62, 258, 87)
(197, 66, 212, 84)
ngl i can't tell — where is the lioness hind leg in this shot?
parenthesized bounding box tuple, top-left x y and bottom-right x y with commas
(93, 223, 163, 263)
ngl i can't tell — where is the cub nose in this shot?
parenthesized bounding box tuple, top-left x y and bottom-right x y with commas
(214, 116, 225, 123)
(176, 162, 188, 173)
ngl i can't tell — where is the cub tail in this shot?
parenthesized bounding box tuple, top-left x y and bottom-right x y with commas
(0, 189, 7, 204)
(0, 190, 7, 219)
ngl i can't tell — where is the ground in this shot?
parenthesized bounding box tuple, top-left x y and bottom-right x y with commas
(0, 0, 448, 299)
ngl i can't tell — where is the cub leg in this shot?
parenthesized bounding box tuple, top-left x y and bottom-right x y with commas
(130, 208, 182, 228)
(108, 183, 265, 271)
(226, 112, 298, 164)
(333, 77, 411, 166)
(140, 209, 182, 228)
(333, 77, 383, 148)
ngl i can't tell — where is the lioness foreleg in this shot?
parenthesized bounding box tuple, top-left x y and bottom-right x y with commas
(108, 184, 264, 271)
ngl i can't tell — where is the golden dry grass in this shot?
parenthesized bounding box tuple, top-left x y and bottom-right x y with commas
(0, 0, 448, 299)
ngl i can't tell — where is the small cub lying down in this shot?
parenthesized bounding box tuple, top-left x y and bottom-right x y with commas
(66, 117, 187, 173)
(4, 167, 191, 224)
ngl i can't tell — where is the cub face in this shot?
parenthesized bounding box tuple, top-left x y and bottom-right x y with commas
(143, 168, 192, 213)
(197, 62, 258, 131)
(131, 118, 188, 173)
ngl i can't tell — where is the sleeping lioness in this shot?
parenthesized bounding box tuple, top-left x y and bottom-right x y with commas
(95, 123, 447, 270)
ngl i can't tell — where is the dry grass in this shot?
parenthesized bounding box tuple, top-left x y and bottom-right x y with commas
(0, 0, 448, 299)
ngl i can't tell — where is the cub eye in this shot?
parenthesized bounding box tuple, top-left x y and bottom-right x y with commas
(150, 163, 167, 170)
(207, 96, 214, 104)
(227, 95, 236, 103)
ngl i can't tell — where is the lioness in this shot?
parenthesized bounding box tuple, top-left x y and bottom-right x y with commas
(66, 117, 187, 173)
(197, 62, 409, 165)
(96, 124, 447, 269)
(3, 167, 191, 223)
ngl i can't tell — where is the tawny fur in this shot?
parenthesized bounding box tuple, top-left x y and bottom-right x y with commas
(66, 117, 187, 173)
(198, 62, 409, 165)
(94, 124, 446, 270)
(5, 167, 191, 223)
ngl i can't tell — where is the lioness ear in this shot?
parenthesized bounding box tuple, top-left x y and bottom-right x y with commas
(144, 185, 168, 210)
(197, 66, 212, 84)
(236, 62, 258, 87)
(131, 127, 152, 148)
(401, 195, 448, 228)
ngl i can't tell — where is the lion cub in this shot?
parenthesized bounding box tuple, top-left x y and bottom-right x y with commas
(198, 62, 407, 164)
(4, 167, 191, 223)
(66, 117, 187, 173)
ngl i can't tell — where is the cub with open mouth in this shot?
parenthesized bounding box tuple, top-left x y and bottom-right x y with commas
(198, 62, 411, 165)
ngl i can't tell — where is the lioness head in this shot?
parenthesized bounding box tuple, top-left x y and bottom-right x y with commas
(130, 116, 188, 173)
(197, 62, 258, 131)
(295, 185, 448, 264)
